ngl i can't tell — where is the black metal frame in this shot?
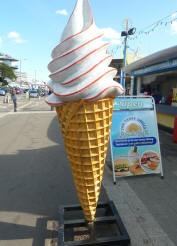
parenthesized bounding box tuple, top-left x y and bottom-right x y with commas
(58, 200, 130, 246)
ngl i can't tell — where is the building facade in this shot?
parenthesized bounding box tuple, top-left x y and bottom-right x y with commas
(124, 45, 177, 133)
(0, 52, 18, 70)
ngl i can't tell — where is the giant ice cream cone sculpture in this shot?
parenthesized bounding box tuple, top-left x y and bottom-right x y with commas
(45, 0, 124, 221)
(56, 98, 114, 221)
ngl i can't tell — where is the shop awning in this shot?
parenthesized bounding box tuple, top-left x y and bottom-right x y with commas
(124, 45, 177, 76)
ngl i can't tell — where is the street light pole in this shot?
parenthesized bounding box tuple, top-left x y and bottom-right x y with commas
(121, 21, 136, 95)
(19, 58, 27, 86)
(35, 70, 37, 83)
(122, 19, 129, 94)
(122, 35, 128, 92)
(19, 59, 21, 85)
(123, 37, 128, 68)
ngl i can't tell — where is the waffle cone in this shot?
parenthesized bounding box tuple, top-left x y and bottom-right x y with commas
(56, 98, 114, 221)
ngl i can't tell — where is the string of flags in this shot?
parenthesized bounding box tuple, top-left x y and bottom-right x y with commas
(109, 42, 124, 56)
(129, 11, 177, 41)
(109, 11, 177, 57)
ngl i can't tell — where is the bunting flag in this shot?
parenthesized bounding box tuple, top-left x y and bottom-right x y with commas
(129, 11, 177, 41)
(110, 11, 177, 57)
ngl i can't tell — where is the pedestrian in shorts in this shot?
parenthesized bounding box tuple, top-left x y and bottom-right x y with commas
(11, 89, 17, 112)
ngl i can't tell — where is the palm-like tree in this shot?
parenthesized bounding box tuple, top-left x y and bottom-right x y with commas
(0, 63, 16, 85)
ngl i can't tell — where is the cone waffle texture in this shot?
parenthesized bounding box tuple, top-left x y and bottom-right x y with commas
(56, 97, 114, 221)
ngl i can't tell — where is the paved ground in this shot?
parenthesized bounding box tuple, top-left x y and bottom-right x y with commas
(0, 97, 177, 246)
(0, 94, 48, 114)
(104, 130, 177, 246)
(0, 98, 108, 246)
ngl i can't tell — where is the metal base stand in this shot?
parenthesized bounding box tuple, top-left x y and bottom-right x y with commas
(58, 201, 130, 246)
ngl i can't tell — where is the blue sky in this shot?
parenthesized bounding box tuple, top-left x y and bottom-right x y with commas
(0, 0, 177, 82)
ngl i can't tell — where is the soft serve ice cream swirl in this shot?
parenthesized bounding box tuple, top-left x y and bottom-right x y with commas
(45, 0, 124, 106)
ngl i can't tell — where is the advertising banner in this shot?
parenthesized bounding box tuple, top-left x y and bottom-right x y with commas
(172, 88, 177, 107)
(110, 96, 163, 182)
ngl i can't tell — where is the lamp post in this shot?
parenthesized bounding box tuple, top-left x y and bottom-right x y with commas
(19, 58, 27, 86)
(121, 21, 136, 94)
(34, 70, 37, 83)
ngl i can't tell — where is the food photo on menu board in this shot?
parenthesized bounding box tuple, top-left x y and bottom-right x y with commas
(111, 97, 162, 178)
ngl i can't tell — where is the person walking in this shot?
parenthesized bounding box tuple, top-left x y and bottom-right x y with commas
(3, 87, 10, 103)
(48, 90, 54, 111)
(11, 89, 17, 112)
(37, 88, 41, 100)
(26, 90, 30, 100)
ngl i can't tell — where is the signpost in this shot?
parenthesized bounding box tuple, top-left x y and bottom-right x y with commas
(172, 88, 177, 107)
(110, 96, 163, 184)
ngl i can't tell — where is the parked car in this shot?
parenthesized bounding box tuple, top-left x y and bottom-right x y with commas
(0, 89, 5, 96)
(23, 88, 29, 93)
(1, 86, 11, 93)
(29, 90, 39, 98)
(15, 88, 21, 94)
(39, 89, 45, 96)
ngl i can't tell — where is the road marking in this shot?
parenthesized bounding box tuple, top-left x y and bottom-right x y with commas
(18, 101, 32, 109)
(0, 101, 33, 119)
(173, 170, 177, 176)
(0, 110, 56, 118)
(6, 111, 56, 115)
(103, 171, 176, 246)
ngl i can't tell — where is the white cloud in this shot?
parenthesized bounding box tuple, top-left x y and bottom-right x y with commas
(0, 37, 2, 45)
(110, 39, 121, 45)
(8, 31, 19, 38)
(101, 27, 121, 45)
(101, 27, 120, 40)
(171, 13, 177, 18)
(56, 9, 68, 16)
(15, 38, 27, 44)
(171, 21, 177, 35)
(7, 31, 27, 44)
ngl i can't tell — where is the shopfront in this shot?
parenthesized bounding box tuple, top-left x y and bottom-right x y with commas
(124, 45, 177, 133)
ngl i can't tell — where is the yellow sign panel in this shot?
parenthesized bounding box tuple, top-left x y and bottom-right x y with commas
(172, 88, 177, 107)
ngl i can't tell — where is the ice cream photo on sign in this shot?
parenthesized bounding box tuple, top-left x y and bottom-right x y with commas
(45, 0, 124, 222)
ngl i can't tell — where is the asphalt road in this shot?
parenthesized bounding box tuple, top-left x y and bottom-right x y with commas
(0, 98, 108, 246)
(0, 94, 50, 113)
(1, 96, 177, 246)
(105, 129, 177, 246)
